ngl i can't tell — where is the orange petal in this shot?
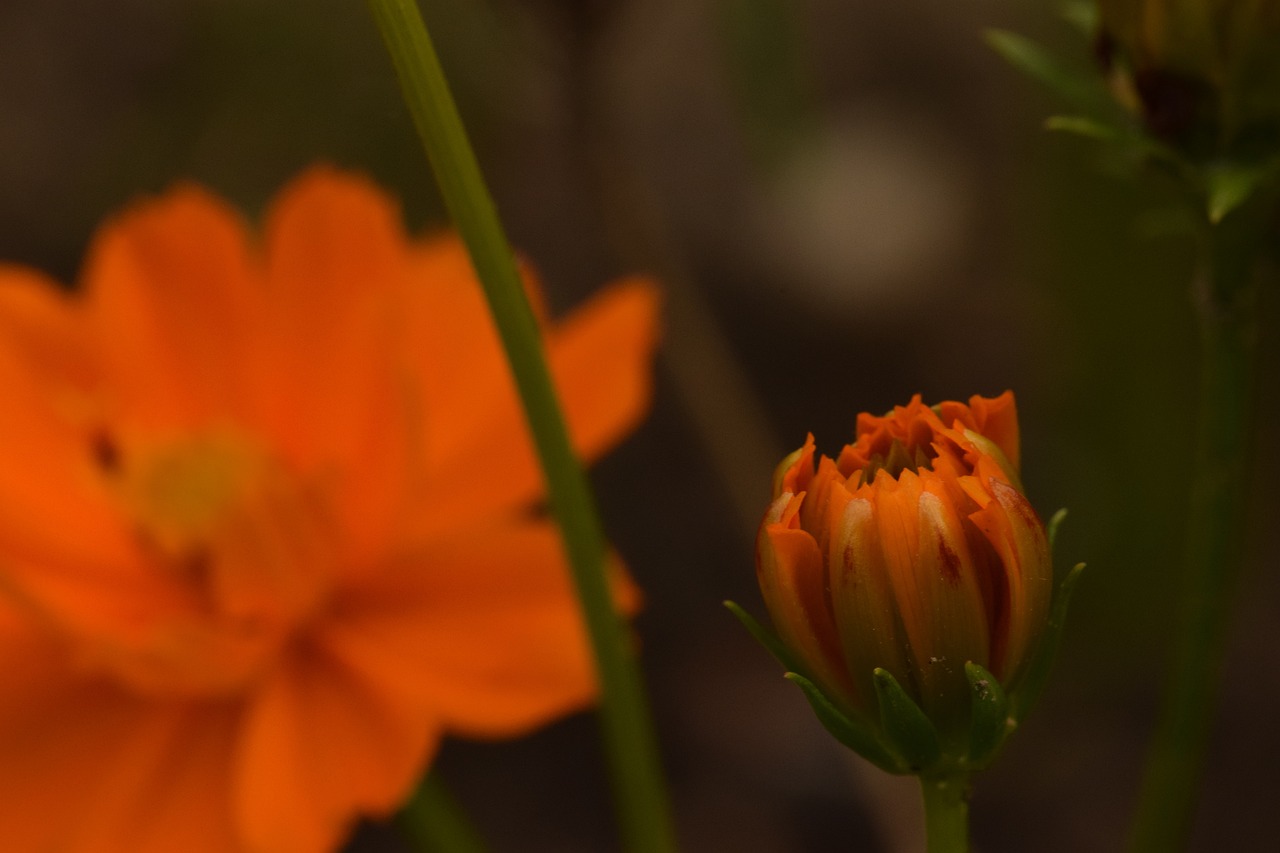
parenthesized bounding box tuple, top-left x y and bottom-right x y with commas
(322, 517, 637, 739)
(968, 478, 1051, 680)
(400, 238, 558, 448)
(402, 235, 517, 456)
(911, 479, 991, 719)
(828, 493, 908, 711)
(756, 492, 856, 706)
(546, 275, 660, 461)
(937, 391, 1019, 471)
(415, 275, 661, 532)
(0, 340, 174, 638)
(81, 182, 260, 431)
(0, 264, 92, 390)
(0, 604, 239, 853)
(255, 166, 419, 570)
(234, 639, 441, 853)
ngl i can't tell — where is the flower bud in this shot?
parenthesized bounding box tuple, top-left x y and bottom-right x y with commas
(755, 392, 1053, 757)
(1095, 0, 1280, 153)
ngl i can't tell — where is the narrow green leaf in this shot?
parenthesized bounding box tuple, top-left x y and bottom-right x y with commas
(984, 29, 1102, 108)
(785, 673, 905, 774)
(1010, 562, 1086, 719)
(724, 600, 801, 672)
(366, 2, 674, 849)
(1045, 115, 1199, 186)
(1045, 114, 1119, 140)
(964, 662, 1012, 769)
(873, 668, 942, 772)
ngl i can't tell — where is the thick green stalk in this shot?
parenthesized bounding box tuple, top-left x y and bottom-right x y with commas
(1127, 214, 1263, 852)
(365, 2, 675, 852)
(397, 774, 487, 853)
(919, 774, 971, 853)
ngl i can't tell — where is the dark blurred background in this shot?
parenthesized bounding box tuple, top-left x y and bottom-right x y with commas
(2, 1, 1277, 851)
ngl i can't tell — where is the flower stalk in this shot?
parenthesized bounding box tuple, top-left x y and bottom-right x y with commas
(397, 774, 488, 853)
(365, 2, 675, 851)
(1128, 210, 1264, 853)
(920, 774, 971, 853)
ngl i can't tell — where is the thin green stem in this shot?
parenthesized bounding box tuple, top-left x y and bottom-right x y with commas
(919, 774, 971, 853)
(397, 774, 487, 853)
(1127, 214, 1263, 852)
(365, 3, 676, 852)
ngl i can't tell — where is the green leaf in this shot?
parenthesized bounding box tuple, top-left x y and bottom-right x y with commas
(873, 668, 942, 772)
(964, 662, 1012, 769)
(984, 29, 1104, 109)
(785, 673, 906, 773)
(1045, 114, 1119, 140)
(1010, 562, 1086, 719)
(1206, 164, 1264, 223)
(1044, 115, 1192, 176)
(724, 600, 802, 672)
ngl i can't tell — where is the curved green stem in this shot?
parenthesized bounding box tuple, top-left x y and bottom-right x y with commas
(365, 3, 675, 852)
(919, 774, 971, 853)
(1127, 213, 1263, 852)
(397, 773, 487, 853)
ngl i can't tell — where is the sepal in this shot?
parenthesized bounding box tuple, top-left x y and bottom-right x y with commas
(784, 673, 905, 774)
(727, 601, 907, 772)
(964, 662, 1013, 769)
(1046, 507, 1068, 553)
(1009, 562, 1085, 720)
(724, 600, 801, 672)
(873, 668, 942, 773)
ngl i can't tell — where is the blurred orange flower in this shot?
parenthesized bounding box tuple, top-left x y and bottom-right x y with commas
(0, 168, 657, 853)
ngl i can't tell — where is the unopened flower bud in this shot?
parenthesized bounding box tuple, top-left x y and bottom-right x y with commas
(1096, 0, 1280, 153)
(754, 392, 1055, 766)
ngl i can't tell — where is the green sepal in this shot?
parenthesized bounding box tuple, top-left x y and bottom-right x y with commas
(1009, 562, 1086, 720)
(726, 602, 908, 773)
(964, 662, 1013, 769)
(784, 673, 906, 774)
(1046, 507, 1068, 554)
(873, 668, 942, 772)
(723, 600, 803, 672)
(984, 29, 1109, 112)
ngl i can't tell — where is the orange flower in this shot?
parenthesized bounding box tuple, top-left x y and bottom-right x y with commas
(0, 167, 658, 853)
(756, 393, 1052, 742)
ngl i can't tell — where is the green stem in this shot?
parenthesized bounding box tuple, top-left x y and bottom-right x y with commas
(919, 774, 971, 853)
(397, 773, 487, 853)
(365, 3, 676, 852)
(1126, 213, 1263, 852)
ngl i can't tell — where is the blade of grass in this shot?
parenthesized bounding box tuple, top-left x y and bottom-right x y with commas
(366, 2, 676, 851)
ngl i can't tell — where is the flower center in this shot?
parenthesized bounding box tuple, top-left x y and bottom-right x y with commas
(83, 427, 336, 697)
(121, 431, 268, 559)
(861, 438, 934, 481)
